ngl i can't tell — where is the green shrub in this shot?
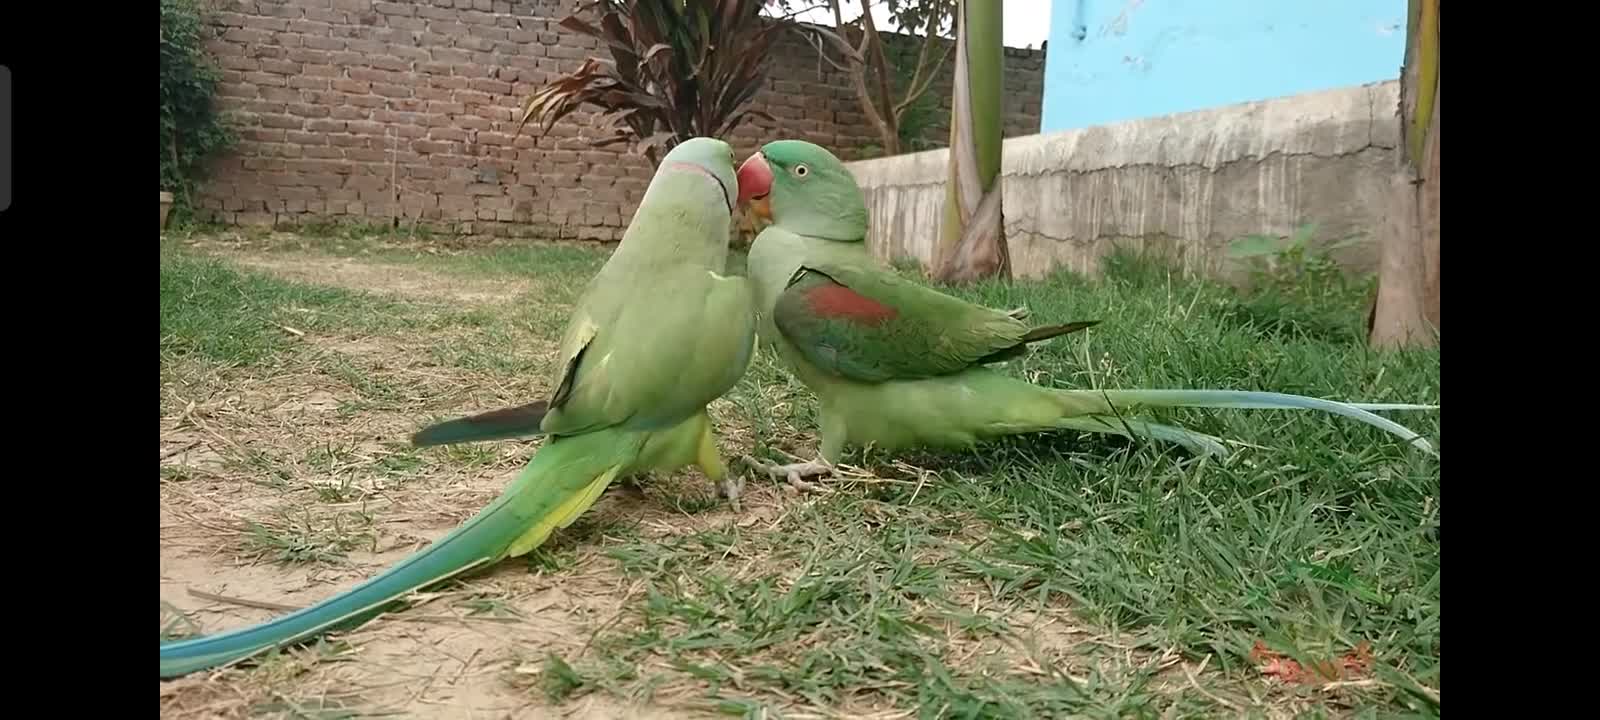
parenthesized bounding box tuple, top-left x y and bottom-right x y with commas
(160, 0, 233, 204)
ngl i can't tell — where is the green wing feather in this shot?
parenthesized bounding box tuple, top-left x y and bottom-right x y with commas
(772, 264, 1097, 383)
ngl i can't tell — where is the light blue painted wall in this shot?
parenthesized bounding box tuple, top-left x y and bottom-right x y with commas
(1040, 0, 1407, 132)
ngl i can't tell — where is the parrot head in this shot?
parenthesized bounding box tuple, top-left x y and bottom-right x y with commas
(737, 140, 868, 243)
(644, 137, 741, 218)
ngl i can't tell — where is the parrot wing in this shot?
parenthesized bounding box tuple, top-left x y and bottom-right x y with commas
(771, 263, 1097, 383)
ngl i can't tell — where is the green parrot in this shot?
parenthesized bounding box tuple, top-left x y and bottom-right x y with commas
(161, 138, 757, 679)
(733, 140, 1436, 486)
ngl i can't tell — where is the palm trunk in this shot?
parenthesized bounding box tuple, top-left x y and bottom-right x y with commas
(1369, 0, 1439, 348)
(932, 0, 1008, 284)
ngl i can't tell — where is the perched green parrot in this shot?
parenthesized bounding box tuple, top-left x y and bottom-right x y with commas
(161, 138, 757, 679)
(733, 140, 1436, 485)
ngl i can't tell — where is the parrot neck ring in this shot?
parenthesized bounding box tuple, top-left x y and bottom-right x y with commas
(663, 161, 734, 215)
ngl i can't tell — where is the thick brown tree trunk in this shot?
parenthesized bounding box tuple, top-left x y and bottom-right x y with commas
(1370, 0, 1439, 349)
(932, 0, 1008, 284)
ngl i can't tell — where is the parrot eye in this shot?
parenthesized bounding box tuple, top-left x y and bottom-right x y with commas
(794, 164, 809, 178)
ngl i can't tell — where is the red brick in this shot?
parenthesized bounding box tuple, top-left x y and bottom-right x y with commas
(328, 50, 369, 66)
(348, 67, 399, 84)
(417, 4, 455, 20)
(241, 157, 286, 171)
(218, 55, 261, 71)
(448, 63, 492, 79)
(470, 104, 511, 121)
(413, 140, 454, 154)
(288, 129, 331, 144)
(469, 78, 512, 95)
(386, 16, 427, 31)
(407, 166, 447, 180)
(374, 1, 413, 15)
(456, 90, 492, 106)
(345, 120, 384, 136)
(223, 27, 273, 44)
(302, 145, 344, 158)
(305, 8, 346, 24)
(372, 83, 413, 98)
(288, 75, 329, 90)
(250, 44, 289, 60)
(243, 100, 288, 115)
(245, 15, 291, 32)
(478, 131, 518, 147)
(257, 87, 299, 103)
(217, 81, 258, 98)
(244, 71, 288, 87)
(285, 47, 329, 65)
(426, 101, 463, 115)
(303, 35, 345, 50)
(467, 23, 508, 41)
(392, 46, 430, 63)
(305, 174, 345, 188)
(332, 79, 370, 94)
(347, 175, 387, 192)
(369, 56, 412, 72)
(331, 106, 370, 120)
(291, 104, 333, 119)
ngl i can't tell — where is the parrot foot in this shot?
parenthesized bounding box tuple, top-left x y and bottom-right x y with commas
(741, 455, 834, 493)
(1005, 306, 1030, 320)
(718, 473, 747, 512)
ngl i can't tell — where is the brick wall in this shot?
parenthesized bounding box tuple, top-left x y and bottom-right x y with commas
(196, 0, 1046, 240)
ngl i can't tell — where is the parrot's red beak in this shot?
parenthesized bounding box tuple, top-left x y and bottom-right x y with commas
(737, 152, 773, 222)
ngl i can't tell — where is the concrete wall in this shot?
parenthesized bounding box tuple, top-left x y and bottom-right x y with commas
(849, 81, 1399, 283)
(1041, 0, 1405, 132)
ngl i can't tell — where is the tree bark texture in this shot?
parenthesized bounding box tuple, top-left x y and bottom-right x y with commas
(1370, 0, 1439, 349)
(932, 0, 1009, 284)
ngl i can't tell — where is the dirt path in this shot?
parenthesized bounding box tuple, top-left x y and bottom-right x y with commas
(230, 252, 533, 306)
(159, 244, 824, 718)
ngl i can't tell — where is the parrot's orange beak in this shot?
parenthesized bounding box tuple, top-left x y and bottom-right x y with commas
(737, 152, 773, 222)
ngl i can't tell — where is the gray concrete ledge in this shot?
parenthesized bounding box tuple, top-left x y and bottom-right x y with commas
(846, 80, 1400, 282)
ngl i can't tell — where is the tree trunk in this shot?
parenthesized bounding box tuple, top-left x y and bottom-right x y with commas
(1370, 0, 1439, 349)
(931, 0, 1009, 284)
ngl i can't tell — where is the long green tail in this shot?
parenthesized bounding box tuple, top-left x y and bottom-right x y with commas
(1053, 389, 1438, 456)
(159, 430, 643, 679)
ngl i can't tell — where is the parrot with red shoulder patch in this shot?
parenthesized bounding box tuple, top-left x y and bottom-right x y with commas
(734, 140, 1437, 487)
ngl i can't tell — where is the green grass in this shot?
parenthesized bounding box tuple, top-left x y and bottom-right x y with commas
(159, 239, 443, 370)
(160, 235, 1439, 717)
(493, 244, 1431, 716)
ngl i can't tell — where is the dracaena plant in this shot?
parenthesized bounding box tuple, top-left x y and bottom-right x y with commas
(517, 0, 790, 167)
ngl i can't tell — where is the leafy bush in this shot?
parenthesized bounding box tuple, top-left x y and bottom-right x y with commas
(516, 0, 787, 167)
(1223, 224, 1375, 343)
(160, 0, 233, 201)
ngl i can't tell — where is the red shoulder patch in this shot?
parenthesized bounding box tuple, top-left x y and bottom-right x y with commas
(805, 283, 899, 325)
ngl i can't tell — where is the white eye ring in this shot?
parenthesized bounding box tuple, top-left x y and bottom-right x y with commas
(794, 164, 809, 178)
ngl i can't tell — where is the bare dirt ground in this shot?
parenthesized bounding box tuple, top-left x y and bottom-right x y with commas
(163, 236, 1405, 719)
(161, 242, 801, 719)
